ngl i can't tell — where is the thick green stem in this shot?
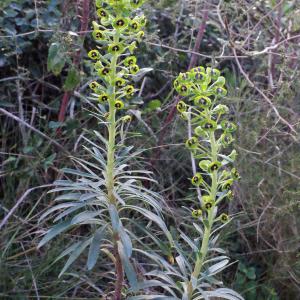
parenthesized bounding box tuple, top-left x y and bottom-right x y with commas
(105, 34, 124, 299)
(187, 132, 218, 299)
(106, 40, 118, 204)
(107, 101, 116, 204)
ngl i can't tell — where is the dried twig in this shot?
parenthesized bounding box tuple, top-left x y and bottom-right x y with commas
(0, 108, 68, 152)
(232, 47, 296, 133)
(155, 2, 210, 162)
(0, 184, 53, 230)
(57, 0, 90, 125)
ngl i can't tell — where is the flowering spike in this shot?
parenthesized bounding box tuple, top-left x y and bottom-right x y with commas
(174, 66, 239, 296)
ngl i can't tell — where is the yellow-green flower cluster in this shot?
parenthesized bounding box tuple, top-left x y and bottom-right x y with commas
(88, 0, 146, 110)
(174, 66, 240, 224)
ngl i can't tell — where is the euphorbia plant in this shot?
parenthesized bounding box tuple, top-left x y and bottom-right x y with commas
(38, 0, 172, 299)
(175, 66, 241, 299)
(133, 68, 243, 299)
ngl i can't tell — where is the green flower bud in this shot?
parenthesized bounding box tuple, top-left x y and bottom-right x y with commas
(203, 197, 214, 210)
(108, 43, 125, 54)
(192, 71, 206, 82)
(231, 168, 240, 180)
(194, 126, 206, 137)
(221, 120, 237, 133)
(210, 68, 221, 80)
(94, 61, 103, 70)
(213, 104, 229, 115)
(92, 20, 101, 30)
(221, 179, 233, 191)
(228, 149, 237, 161)
(125, 85, 135, 95)
(130, 20, 140, 32)
(191, 66, 205, 74)
(113, 17, 129, 31)
(191, 173, 203, 186)
(136, 30, 145, 40)
(176, 101, 187, 113)
(173, 79, 180, 88)
(88, 49, 100, 60)
(124, 55, 137, 67)
(97, 9, 109, 23)
(220, 213, 229, 223)
(129, 64, 140, 74)
(220, 133, 234, 146)
(194, 96, 211, 108)
(98, 67, 111, 77)
(212, 76, 225, 87)
(128, 41, 138, 53)
(221, 170, 231, 181)
(89, 81, 100, 91)
(115, 77, 126, 87)
(201, 119, 217, 131)
(199, 160, 211, 171)
(202, 195, 212, 203)
(226, 190, 234, 201)
(192, 209, 202, 218)
(186, 137, 198, 149)
(176, 84, 191, 96)
(215, 87, 227, 97)
(177, 72, 189, 82)
(139, 15, 147, 26)
(130, 0, 144, 9)
(180, 112, 189, 120)
(122, 115, 132, 122)
(115, 100, 125, 109)
(208, 161, 221, 172)
(95, 0, 102, 8)
(92, 30, 105, 41)
(98, 93, 109, 102)
(107, 0, 126, 6)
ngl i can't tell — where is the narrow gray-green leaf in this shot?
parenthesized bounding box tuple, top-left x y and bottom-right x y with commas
(38, 202, 79, 222)
(58, 238, 92, 278)
(87, 225, 107, 270)
(38, 220, 72, 248)
(108, 204, 120, 232)
(117, 241, 137, 289)
(71, 211, 100, 225)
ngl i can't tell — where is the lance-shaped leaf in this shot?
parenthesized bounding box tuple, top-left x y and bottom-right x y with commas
(87, 225, 107, 270)
(38, 220, 72, 248)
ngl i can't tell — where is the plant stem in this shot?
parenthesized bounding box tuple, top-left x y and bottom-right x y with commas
(107, 96, 117, 204)
(187, 132, 218, 299)
(113, 239, 123, 300)
(105, 36, 124, 299)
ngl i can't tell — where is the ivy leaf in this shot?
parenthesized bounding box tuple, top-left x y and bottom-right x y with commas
(47, 42, 66, 76)
(146, 99, 161, 112)
(63, 67, 80, 91)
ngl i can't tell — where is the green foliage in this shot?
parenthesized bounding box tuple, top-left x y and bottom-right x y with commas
(37, 1, 174, 298)
(47, 42, 67, 76)
(130, 67, 242, 299)
(63, 67, 81, 91)
(233, 262, 279, 300)
(1, 0, 300, 299)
